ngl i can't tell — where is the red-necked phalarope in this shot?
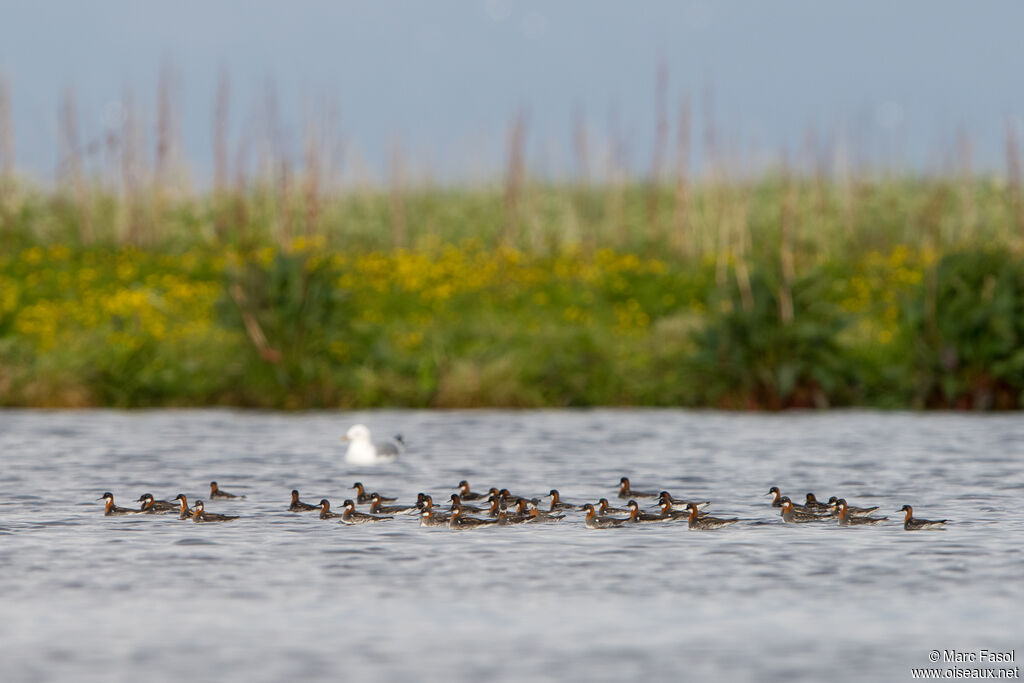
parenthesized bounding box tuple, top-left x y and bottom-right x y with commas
(496, 488, 531, 507)
(626, 500, 670, 524)
(419, 507, 450, 527)
(658, 491, 710, 512)
(583, 503, 627, 528)
(803, 493, 832, 512)
(174, 494, 194, 519)
(448, 505, 498, 529)
(770, 489, 826, 515)
(657, 499, 692, 521)
(496, 508, 528, 525)
(351, 482, 396, 505)
(137, 493, 177, 513)
(192, 500, 239, 522)
(545, 489, 586, 511)
(368, 493, 418, 515)
(618, 477, 659, 499)
(597, 498, 631, 517)
(449, 494, 486, 514)
(98, 492, 141, 516)
(456, 480, 489, 501)
(523, 500, 565, 522)
(341, 499, 393, 524)
(835, 499, 886, 526)
(685, 502, 738, 529)
(209, 481, 245, 499)
(289, 490, 319, 512)
(826, 496, 878, 516)
(317, 499, 345, 519)
(899, 505, 946, 530)
(779, 497, 825, 523)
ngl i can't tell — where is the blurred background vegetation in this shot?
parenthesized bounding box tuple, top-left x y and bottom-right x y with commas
(1, 78, 1023, 410)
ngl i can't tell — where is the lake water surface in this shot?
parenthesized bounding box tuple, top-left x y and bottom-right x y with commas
(0, 410, 1021, 682)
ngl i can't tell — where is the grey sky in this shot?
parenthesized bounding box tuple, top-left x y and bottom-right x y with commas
(1, 1, 1022, 185)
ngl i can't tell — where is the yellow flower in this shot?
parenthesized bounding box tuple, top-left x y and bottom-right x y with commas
(888, 245, 909, 268)
(22, 246, 44, 265)
(48, 245, 70, 261)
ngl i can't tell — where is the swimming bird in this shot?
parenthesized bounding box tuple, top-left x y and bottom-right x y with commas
(626, 500, 670, 524)
(545, 489, 586, 511)
(494, 488, 531, 507)
(449, 494, 486, 514)
(482, 488, 529, 509)
(618, 477, 659, 499)
(779, 497, 824, 523)
(658, 491, 710, 512)
(289, 490, 319, 512)
(368, 493, 418, 515)
(769, 488, 824, 515)
(192, 500, 239, 522)
(803, 493, 832, 512)
(209, 481, 245, 499)
(835, 499, 887, 526)
(657, 499, 693, 521)
(826, 496, 879, 516)
(351, 482, 397, 505)
(174, 494, 194, 519)
(583, 503, 627, 528)
(417, 493, 452, 515)
(899, 505, 946, 531)
(456, 480, 489, 501)
(448, 505, 498, 529)
(98, 492, 141, 516)
(495, 499, 533, 523)
(481, 495, 503, 517)
(342, 424, 404, 465)
(497, 499, 562, 523)
(597, 498, 631, 517)
(685, 502, 738, 530)
(523, 500, 566, 521)
(341, 499, 393, 524)
(317, 499, 345, 520)
(417, 495, 449, 519)
(419, 507, 449, 527)
(525, 505, 565, 523)
(137, 493, 178, 513)
(496, 508, 529, 525)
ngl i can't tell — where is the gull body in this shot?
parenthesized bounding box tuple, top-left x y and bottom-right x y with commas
(343, 424, 403, 465)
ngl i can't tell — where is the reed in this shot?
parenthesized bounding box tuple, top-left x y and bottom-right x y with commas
(1, 79, 1023, 409)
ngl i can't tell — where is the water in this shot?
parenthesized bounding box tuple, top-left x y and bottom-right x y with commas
(0, 410, 1021, 682)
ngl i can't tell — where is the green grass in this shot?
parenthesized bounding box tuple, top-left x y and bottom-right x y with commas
(1, 173, 1023, 409)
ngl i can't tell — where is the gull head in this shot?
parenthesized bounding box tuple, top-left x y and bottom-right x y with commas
(342, 424, 372, 444)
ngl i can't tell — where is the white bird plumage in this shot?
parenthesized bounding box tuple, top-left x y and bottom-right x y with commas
(342, 424, 403, 464)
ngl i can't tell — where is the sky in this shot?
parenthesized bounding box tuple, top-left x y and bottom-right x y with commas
(1, 0, 1023, 186)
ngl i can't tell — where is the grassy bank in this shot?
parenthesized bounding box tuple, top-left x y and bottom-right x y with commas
(2, 175, 1024, 409)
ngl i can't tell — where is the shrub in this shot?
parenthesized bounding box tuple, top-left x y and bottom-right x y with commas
(687, 268, 851, 408)
(903, 249, 1024, 408)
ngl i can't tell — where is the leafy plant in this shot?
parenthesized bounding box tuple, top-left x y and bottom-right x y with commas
(688, 268, 851, 409)
(903, 249, 1024, 408)
(217, 249, 357, 406)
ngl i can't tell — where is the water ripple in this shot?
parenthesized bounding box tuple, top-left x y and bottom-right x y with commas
(0, 409, 1020, 682)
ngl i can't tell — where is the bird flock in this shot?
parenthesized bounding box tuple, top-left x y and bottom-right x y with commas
(98, 477, 947, 531)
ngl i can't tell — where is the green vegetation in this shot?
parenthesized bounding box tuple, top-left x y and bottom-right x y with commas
(2, 174, 1023, 409)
